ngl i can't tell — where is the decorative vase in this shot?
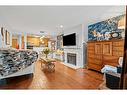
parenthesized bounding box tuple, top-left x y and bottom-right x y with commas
(43, 48, 50, 59)
(46, 54, 48, 58)
(121, 31, 125, 39)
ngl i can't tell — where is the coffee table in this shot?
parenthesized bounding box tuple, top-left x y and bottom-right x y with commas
(40, 58, 56, 72)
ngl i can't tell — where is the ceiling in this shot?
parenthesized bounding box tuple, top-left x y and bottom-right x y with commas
(0, 6, 125, 37)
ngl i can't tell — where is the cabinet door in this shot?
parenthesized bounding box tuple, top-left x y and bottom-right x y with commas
(95, 43, 102, 54)
(103, 42, 112, 55)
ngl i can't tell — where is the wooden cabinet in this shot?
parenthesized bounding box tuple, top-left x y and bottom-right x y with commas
(87, 40, 124, 72)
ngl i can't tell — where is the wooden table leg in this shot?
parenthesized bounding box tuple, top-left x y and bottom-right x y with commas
(47, 63, 55, 72)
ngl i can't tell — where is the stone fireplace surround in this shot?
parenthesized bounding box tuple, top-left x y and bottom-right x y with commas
(63, 48, 83, 69)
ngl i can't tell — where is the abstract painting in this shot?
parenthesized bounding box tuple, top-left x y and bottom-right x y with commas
(88, 14, 125, 41)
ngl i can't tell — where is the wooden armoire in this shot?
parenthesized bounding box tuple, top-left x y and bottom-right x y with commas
(87, 40, 124, 72)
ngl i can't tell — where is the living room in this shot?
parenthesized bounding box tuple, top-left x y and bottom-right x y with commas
(0, 6, 126, 90)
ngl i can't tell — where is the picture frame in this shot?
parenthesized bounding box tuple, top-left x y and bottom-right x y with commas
(1, 27, 4, 41)
(6, 30, 10, 45)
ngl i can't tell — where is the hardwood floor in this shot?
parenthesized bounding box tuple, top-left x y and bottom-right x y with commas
(0, 61, 103, 89)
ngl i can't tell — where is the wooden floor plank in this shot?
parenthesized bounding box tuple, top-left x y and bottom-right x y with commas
(0, 61, 103, 89)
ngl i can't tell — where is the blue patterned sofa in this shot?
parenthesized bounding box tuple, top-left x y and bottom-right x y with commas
(0, 49, 38, 79)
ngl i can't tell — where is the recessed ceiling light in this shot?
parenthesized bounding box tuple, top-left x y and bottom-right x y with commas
(60, 25, 63, 28)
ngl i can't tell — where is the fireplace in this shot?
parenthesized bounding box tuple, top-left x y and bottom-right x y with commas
(63, 48, 83, 69)
(67, 53, 76, 66)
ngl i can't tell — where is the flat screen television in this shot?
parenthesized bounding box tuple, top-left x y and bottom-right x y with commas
(63, 33, 76, 46)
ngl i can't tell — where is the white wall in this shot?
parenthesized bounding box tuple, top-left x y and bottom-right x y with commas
(62, 24, 88, 68)
(63, 23, 88, 47)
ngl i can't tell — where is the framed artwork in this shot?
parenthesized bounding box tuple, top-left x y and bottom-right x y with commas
(1, 27, 4, 41)
(88, 14, 125, 41)
(6, 30, 10, 45)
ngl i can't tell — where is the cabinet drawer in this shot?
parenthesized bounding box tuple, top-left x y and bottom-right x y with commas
(103, 56, 119, 66)
(88, 54, 95, 58)
(88, 58, 95, 64)
(88, 43, 95, 47)
(88, 46, 95, 50)
(88, 48, 95, 51)
(88, 58, 102, 65)
(95, 54, 102, 60)
(113, 41, 124, 46)
(94, 59, 102, 65)
(88, 63, 102, 71)
(112, 51, 124, 57)
(88, 50, 95, 54)
(113, 46, 124, 52)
